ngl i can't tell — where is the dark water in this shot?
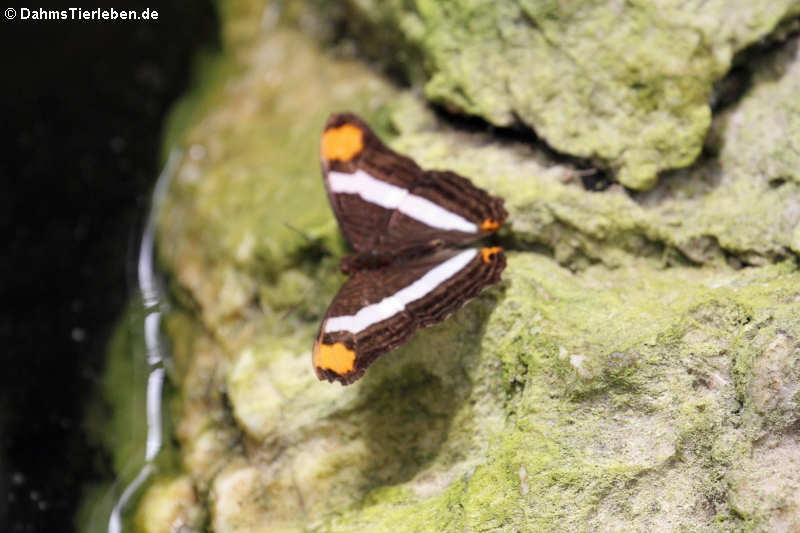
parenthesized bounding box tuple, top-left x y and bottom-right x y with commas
(0, 2, 218, 531)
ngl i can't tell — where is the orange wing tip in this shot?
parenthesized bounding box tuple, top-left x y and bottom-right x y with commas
(313, 341, 357, 375)
(480, 218, 501, 232)
(321, 123, 364, 162)
(481, 247, 503, 263)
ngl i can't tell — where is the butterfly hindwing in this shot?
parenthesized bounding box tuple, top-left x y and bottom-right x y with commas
(320, 114, 508, 254)
(313, 247, 506, 385)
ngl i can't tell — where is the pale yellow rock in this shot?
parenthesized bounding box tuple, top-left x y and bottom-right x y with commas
(135, 476, 201, 533)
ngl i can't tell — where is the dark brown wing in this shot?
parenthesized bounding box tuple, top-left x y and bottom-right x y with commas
(378, 169, 508, 252)
(320, 113, 507, 254)
(321, 113, 420, 252)
(312, 247, 506, 385)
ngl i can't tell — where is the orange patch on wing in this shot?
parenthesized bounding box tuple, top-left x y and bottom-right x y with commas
(313, 341, 356, 375)
(481, 247, 502, 263)
(321, 123, 364, 162)
(480, 218, 501, 232)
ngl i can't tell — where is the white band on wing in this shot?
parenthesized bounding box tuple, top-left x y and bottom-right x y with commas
(324, 248, 478, 334)
(328, 169, 478, 233)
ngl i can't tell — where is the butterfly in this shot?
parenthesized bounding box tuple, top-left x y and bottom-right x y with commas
(313, 113, 508, 385)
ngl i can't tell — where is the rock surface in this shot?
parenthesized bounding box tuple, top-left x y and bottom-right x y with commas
(337, 0, 800, 189)
(127, 2, 800, 532)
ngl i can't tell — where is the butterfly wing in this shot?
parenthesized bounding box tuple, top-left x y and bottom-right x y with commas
(312, 247, 506, 385)
(379, 169, 508, 252)
(320, 113, 507, 254)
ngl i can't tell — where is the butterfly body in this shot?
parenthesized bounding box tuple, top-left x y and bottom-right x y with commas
(314, 113, 508, 385)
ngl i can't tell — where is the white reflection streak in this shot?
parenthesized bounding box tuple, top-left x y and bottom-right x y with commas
(108, 464, 154, 533)
(145, 367, 165, 462)
(108, 150, 180, 533)
(144, 311, 162, 365)
(138, 150, 179, 309)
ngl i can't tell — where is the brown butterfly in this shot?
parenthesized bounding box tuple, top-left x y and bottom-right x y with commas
(313, 113, 507, 385)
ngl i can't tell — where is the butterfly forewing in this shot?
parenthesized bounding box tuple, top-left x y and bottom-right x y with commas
(379, 169, 508, 252)
(320, 114, 507, 254)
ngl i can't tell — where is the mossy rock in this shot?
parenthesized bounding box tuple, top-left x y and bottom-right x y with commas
(332, 0, 800, 190)
(116, 2, 800, 532)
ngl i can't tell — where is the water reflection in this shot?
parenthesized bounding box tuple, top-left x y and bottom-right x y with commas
(107, 151, 180, 533)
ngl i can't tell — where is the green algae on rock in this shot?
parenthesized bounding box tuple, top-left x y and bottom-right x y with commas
(388, 25, 800, 269)
(127, 2, 800, 532)
(332, 0, 800, 189)
(163, 245, 800, 532)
